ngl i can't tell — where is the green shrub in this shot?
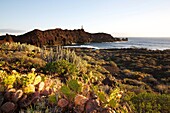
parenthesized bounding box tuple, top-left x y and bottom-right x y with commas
(44, 60, 77, 76)
(130, 92, 170, 113)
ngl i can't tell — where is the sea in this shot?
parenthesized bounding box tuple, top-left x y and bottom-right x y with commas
(65, 37, 170, 50)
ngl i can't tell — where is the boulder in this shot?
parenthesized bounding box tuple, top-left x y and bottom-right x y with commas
(0, 102, 16, 113)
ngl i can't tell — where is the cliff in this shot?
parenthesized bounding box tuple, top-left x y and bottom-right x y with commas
(0, 28, 128, 46)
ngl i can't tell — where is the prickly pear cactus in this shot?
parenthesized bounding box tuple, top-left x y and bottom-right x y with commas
(21, 72, 36, 87)
(67, 79, 81, 93)
(60, 85, 76, 99)
(4, 75, 16, 88)
(60, 85, 71, 97)
(33, 75, 42, 85)
(48, 94, 57, 104)
(23, 84, 35, 94)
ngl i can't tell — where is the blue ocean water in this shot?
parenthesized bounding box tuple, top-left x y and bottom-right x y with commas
(65, 37, 170, 50)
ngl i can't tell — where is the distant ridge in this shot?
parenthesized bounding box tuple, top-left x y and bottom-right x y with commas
(0, 28, 128, 46)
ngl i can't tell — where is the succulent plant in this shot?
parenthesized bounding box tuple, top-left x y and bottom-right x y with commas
(20, 72, 36, 87)
(67, 79, 81, 93)
(38, 82, 45, 91)
(12, 89, 23, 102)
(23, 84, 35, 94)
(33, 75, 42, 85)
(3, 75, 16, 88)
(60, 85, 75, 99)
(48, 94, 57, 105)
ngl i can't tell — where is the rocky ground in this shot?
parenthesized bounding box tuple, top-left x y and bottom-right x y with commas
(73, 48, 170, 94)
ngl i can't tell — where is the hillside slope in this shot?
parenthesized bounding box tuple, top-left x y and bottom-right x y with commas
(0, 28, 127, 46)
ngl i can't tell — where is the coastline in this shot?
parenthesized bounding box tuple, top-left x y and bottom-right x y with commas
(64, 37, 170, 50)
(65, 46, 170, 51)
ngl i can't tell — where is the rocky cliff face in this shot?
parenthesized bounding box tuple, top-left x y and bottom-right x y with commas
(0, 28, 128, 46)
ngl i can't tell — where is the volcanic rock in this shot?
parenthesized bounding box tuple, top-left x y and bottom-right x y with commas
(0, 102, 16, 113)
(0, 28, 128, 46)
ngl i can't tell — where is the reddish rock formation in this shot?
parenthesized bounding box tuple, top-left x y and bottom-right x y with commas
(0, 28, 128, 46)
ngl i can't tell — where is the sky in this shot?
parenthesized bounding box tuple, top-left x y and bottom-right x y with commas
(0, 0, 170, 37)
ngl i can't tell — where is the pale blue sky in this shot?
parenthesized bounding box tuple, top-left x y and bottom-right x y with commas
(1, 0, 170, 37)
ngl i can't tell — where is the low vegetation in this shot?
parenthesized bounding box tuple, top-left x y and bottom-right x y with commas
(0, 43, 170, 112)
